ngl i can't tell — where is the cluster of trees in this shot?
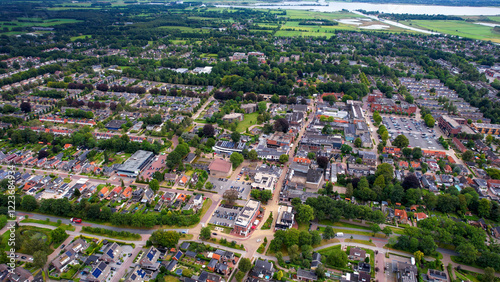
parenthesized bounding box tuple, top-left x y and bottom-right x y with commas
(250, 189, 273, 204)
(166, 143, 190, 168)
(147, 230, 181, 248)
(304, 195, 386, 223)
(423, 113, 435, 127)
(33, 89, 66, 98)
(64, 108, 94, 119)
(81, 226, 141, 239)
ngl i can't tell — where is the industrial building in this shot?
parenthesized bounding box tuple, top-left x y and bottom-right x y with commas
(116, 150, 155, 177)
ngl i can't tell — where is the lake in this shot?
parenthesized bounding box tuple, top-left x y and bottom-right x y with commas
(217, 1, 500, 16)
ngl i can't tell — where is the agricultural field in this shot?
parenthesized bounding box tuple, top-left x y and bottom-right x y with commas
(159, 26, 210, 33)
(70, 35, 92, 41)
(275, 10, 365, 20)
(0, 18, 82, 31)
(406, 20, 500, 43)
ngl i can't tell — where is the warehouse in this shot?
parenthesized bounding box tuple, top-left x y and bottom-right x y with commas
(116, 150, 155, 177)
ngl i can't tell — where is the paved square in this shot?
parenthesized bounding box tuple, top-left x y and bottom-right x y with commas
(208, 177, 251, 200)
(381, 116, 444, 150)
(209, 206, 242, 227)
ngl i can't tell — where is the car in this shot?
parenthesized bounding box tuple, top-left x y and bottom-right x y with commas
(117, 262, 122, 265)
(256, 239, 261, 242)
(61, 244, 66, 249)
(21, 256, 26, 260)
(212, 233, 218, 236)
(128, 253, 132, 257)
(111, 267, 116, 271)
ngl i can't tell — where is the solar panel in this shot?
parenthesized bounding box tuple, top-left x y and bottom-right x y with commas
(107, 249, 114, 258)
(147, 251, 154, 260)
(92, 269, 102, 278)
(65, 251, 72, 257)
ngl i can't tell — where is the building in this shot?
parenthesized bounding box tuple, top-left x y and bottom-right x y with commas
(241, 103, 257, 114)
(370, 98, 417, 115)
(52, 238, 89, 272)
(275, 206, 294, 230)
(116, 150, 154, 177)
(438, 115, 462, 136)
(249, 259, 275, 281)
(471, 123, 500, 135)
(251, 172, 277, 192)
(349, 247, 366, 261)
(222, 113, 244, 122)
(452, 138, 467, 153)
(306, 168, 323, 189)
(88, 261, 110, 282)
(212, 140, 246, 155)
(140, 246, 161, 270)
(101, 242, 122, 262)
(394, 261, 418, 282)
(297, 269, 318, 282)
(105, 119, 127, 130)
(125, 266, 147, 282)
(422, 269, 447, 282)
(233, 200, 261, 236)
(395, 209, 408, 224)
(208, 158, 232, 177)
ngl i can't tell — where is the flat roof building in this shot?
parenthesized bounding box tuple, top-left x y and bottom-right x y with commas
(438, 115, 462, 136)
(471, 123, 500, 135)
(116, 150, 154, 177)
(234, 200, 261, 236)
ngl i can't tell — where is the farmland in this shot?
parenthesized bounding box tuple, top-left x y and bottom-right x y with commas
(406, 20, 500, 42)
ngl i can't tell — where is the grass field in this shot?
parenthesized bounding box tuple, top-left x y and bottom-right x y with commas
(277, 10, 364, 20)
(236, 112, 259, 132)
(0, 18, 82, 31)
(345, 239, 376, 246)
(21, 218, 76, 231)
(70, 34, 92, 41)
(159, 26, 209, 33)
(407, 20, 500, 43)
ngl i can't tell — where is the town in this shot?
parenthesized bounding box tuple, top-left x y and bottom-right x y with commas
(0, 1, 500, 282)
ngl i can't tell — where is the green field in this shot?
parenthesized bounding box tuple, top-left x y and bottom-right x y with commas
(236, 112, 259, 132)
(407, 20, 500, 43)
(159, 26, 210, 33)
(0, 18, 82, 32)
(276, 10, 364, 20)
(70, 34, 92, 41)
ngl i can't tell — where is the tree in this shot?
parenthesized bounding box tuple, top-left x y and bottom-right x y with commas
(239, 258, 252, 273)
(341, 144, 353, 154)
(326, 248, 348, 267)
(248, 150, 258, 161)
(307, 152, 316, 160)
(325, 182, 333, 195)
(393, 135, 409, 148)
(402, 174, 420, 190)
(414, 251, 424, 263)
(231, 131, 241, 143)
(463, 150, 474, 161)
(376, 163, 394, 183)
(315, 264, 326, 279)
(412, 147, 422, 159)
(486, 134, 494, 145)
(202, 124, 215, 138)
(354, 138, 362, 148)
(20, 101, 31, 113)
(296, 204, 314, 223)
(374, 175, 386, 189)
(149, 179, 159, 191)
(50, 227, 68, 243)
(200, 227, 211, 240)
(483, 267, 495, 282)
(370, 224, 381, 235)
(274, 118, 289, 133)
(33, 250, 47, 269)
(478, 198, 491, 218)
(223, 189, 239, 206)
(258, 101, 267, 113)
(276, 270, 284, 280)
(279, 154, 289, 164)
(423, 114, 435, 127)
(382, 226, 393, 237)
(323, 226, 335, 239)
(148, 230, 181, 248)
(21, 195, 38, 211)
(230, 152, 244, 169)
(316, 156, 329, 169)
(456, 243, 478, 264)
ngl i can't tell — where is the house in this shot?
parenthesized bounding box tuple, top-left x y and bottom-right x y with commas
(180, 242, 190, 251)
(492, 226, 500, 239)
(311, 252, 321, 270)
(179, 175, 189, 186)
(165, 260, 177, 272)
(297, 269, 318, 282)
(208, 259, 218, 271)
(100, 242, 122, 262)
(394, 261, 418, 282)
(358, 262, 371, 273)
(349, 247, 366, 261)
(422, 269, 447, 282)
(395, 209, 408, 224)
(173, 251, 183, 261)
(306, 168, 323, 189)
(193, 194, 203, 207)
(140, 246, 161, 270)
(88, 261, 110, 282)
(250, 259, 275, 280)
(415, 212, 428, 221)
(125, 265, 147, 282)
(52, 238, 89, 272)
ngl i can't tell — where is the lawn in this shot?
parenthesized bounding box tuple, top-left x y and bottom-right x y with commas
(165, 276, 181, 282)
(407, 20, 500, 43)
(318, 220, 371, 230)
(344, 239, 376, 246)
(236, 112, 259, 132)
(21, 218, 76, 231)
(70, 35, 92, 41)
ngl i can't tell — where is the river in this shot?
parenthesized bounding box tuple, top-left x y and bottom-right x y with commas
(217, 1, 500, 15)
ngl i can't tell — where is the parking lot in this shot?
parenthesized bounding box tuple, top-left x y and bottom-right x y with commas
(209, 205, 242, 227)
(208, 177, 251, 200)
(381, 116, 444, 150)
(140, 154, 167, 180)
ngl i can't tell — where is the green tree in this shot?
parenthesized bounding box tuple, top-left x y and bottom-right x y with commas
(248, 149, 258, 161)
(370, 224, 381, 235)
(296, 204, 314, 223)
(149, 179, 159, 191)
(231, 131, 241, 143)
(412, 147, 422, 159)
(279, 154, 289, 164)
(478, 198, 491, 218)
(354, 138, 362, 148)
(376, 163, 394, 183)
(463, 150, 474, 161)
(200, 227, 211, 240)
(148, 230, 181, 248)
(341, 144, 353, 154)
(483, 267, 495, 282)
(393, 135, 409, 148)
(323, 226, 335, 240)
(373, 175, 386, 189)
(326, 248, 348, 267)
(382, 226, 393, 237)
(33, 250, 47, 269)
(424, 114, 435, 127)
(50, 227, 68, 243)
(239, 258, 253, 273)
(456, 243, 478, 264)
(21, 195, 38, 211)
(230, 152, 244, 169)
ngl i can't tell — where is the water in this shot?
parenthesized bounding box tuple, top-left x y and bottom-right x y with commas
(217, 1, 500, 16)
